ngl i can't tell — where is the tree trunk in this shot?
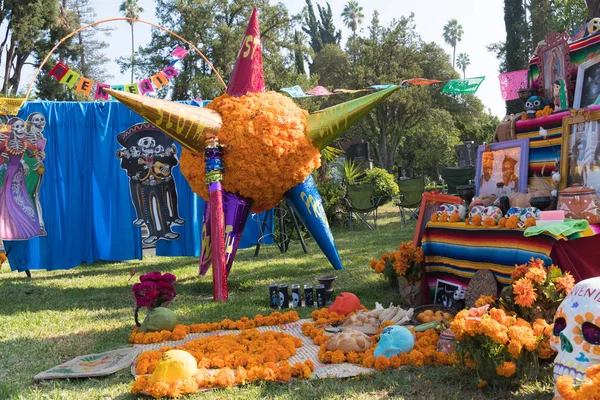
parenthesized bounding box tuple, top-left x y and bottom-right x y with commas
(452, 45, 456, 69)
(586, 0, 600, 18)
(131, 23, 135, 83)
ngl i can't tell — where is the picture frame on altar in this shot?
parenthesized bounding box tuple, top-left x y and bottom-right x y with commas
(574, 54, 600, 109)
(536, 32, 572, 110)
(560, 109, 600, 194)
(474, 139, 530, 197)
(433, 279, 463, 309)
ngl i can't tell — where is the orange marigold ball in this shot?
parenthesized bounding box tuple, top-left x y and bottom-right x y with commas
(180, 92, 321, 213)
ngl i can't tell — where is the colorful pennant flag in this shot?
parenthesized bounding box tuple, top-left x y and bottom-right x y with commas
(306, 86, 334, 96)
(75, 77, 94, 96)
(48, 62, 69, 81)
(162, 66, 179, 80)
(333, 88, 370, 94)
(498, 69, 528, 101)
(281, 85, 312, 98)
(170, 46, 189, 59)
(59, 70, 81, 89)
(151, 72, 168, 90)
(46, 47, 185, 99)
(94, 83, 110, 100)
(400, 78, 441, 87)
(369, 84, 396, 90)
(442, 76, 485, 95)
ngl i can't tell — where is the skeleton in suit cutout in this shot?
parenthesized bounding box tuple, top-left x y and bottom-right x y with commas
(116, 123, 184, 245)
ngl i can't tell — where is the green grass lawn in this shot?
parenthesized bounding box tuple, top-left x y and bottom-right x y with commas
(0, 205, 554, 399)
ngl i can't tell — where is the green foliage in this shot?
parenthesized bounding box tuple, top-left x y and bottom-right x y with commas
(302, 0, 341, 55)
(1, 0, 59, 95)
(338, 158, 364, 185)
(311, 44, 351, 88)
(315, 178, 346, 226)
(362, 167, 399, 202)
(442, 18, 463, 68)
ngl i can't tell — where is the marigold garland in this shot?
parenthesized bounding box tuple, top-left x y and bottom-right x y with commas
(132, 329, 315, 398)
(303, 308, 456, 369)
(129, 310, 300, 344)
(180, 92, 321, 213)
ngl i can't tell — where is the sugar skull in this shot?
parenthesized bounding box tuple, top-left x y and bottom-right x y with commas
(519, 207, 539, 227)
(506, 207, 522, 219)
(551, 277, 600, 396)
(469, 205, 485, 219)
(525, 96, 547, 119)
(373, 325, 415, 358)
(328, 292, 361, 316)
(279, 291, 285, 308)
(438, 203, 466, 221)
(482, 206, 503, 223)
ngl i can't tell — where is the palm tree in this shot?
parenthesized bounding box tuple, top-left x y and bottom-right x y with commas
(341, 0, 364, 41)
(442, 19, 464, 69)
(456, 53, 470, 79)
(119, 0, 144, 83)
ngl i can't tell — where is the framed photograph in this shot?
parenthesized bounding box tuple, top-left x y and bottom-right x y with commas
(433, 279, 465, 309)
(536, 32, 572, 111)
(475, 139, 530, 197)
(574, 54, 600, 109)
(560, 109, 600, 193)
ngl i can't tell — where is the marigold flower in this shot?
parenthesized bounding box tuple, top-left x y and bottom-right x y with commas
(556, 375, 576, 400)
(181, 92, 321, 213)
(512, 278, 537, 308)
(374, 356, 391, 371)
(449, 213, 461, 223)
(477, 379, 488, 389)
(496, 361, 516, 378)
(498, 217, 506, 228)
(483, 217, 496, 227)
(472, 214, 482, 226)
(474, 295, 497, 308)
(525, 266, 547, 285)
(556, 272, 575, 295)
(438, 212, 449, 222)
(505, 215, 519, 229)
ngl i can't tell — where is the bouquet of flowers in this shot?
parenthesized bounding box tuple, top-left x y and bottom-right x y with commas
(370, 241, 424, 287)
(500, 258, 575, 323)
(132, 271, 177, 310)
(451, 305, 555, 383)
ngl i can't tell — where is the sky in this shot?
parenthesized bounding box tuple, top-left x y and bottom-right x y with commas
(20, 0, 507, 117)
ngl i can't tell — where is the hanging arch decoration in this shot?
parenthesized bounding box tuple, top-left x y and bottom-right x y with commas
(0, 17, 228, 116)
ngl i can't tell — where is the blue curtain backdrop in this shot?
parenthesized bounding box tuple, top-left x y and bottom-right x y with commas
(4, 100, 272, 272)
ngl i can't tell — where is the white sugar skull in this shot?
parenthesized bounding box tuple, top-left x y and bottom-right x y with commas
(551, 277, 600, 395)
(588, 18, 600, 35)
(138, 137, 156, 156)
(438, 203, 466, 221)
(482, 206, 503, 223)
(453, 287, 466, 301)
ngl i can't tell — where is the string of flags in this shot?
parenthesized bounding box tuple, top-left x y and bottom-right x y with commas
(47, 46, 189, 100)
(280, 77, 486, 98)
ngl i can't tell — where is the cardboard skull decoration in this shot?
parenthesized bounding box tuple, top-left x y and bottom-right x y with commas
(551, 277, 600, 394)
